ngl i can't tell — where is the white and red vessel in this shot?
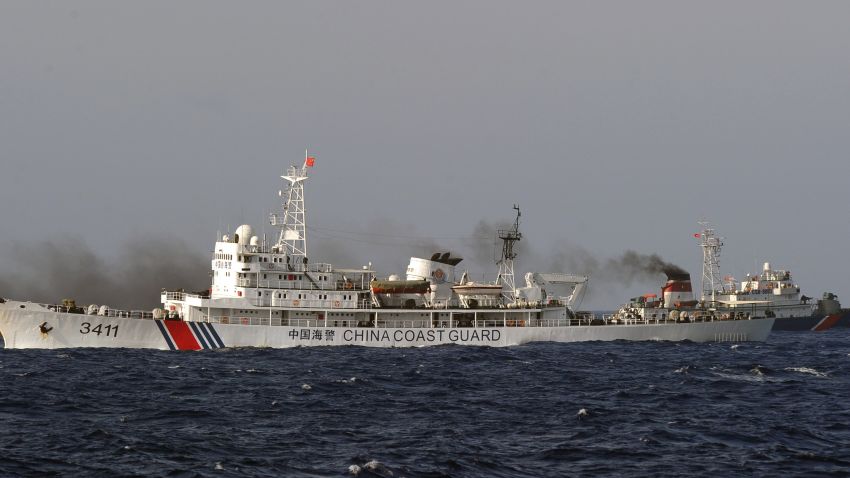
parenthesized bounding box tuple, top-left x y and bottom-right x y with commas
(611, 224, 847, 331)
(0, 155, 774, 349)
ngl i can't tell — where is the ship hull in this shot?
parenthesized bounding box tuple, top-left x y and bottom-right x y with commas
(0, 306, 773, 349)
(771, 310, 850, 332)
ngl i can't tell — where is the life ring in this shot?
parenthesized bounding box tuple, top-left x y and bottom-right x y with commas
(344, 281, 353, 290)
(333, 300, 341, 307)
(292, 299, 300, 306)
(241, 317, 249, 325)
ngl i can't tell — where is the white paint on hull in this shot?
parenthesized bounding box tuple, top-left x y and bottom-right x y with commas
(0, 305, 774, 349)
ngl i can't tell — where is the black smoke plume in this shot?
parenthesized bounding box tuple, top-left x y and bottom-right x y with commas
(0, 224, 689, 311)
(0, 237, 209, 310)
(463, 220, 510, 269)
(602, 250, 688, 282)
(309, 218, 447, 276)
(550, 245, 687, 286)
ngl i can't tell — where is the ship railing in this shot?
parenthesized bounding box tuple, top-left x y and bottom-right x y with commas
(476, 319, 534, 327)
(164, 291, 186, 301)
(586, 314, 764, 326)
(321, 319, 360, 328)
(258, 279, 311, 289)
(206, 315, 274, 326)
(265, 298, 361, 309)
(38, 302, 155, 319)
(531, 318, 574, 327)
(377, 320, 430, 328)
(278, 262, 334, 273)
(257, 261, 334, 274)
(104, 309, 155, 319)
(254, 279, 367, 292)
(428, 299, 459, 309)
(162, 291, 209, 302)
(202, 316, 360, 328)
(207, 316, 273, 326)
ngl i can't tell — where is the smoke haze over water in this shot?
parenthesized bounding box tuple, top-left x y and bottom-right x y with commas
(542, 243, 690, 307)
(0, 237, 209, 310)
(0, 227, 686, 310)
(464, 220, 510, 268)
(310, 220, 687, 306)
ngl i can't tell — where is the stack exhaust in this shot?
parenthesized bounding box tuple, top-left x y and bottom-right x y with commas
(662, 271, 697, 308)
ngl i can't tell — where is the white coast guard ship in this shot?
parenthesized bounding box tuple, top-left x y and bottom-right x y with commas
(0, 156, 774, 349)
(611, 224, 843, 331)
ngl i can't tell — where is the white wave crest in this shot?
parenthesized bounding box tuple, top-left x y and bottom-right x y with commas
(784, 367, 829, 378)
(348, 460, 393, 477)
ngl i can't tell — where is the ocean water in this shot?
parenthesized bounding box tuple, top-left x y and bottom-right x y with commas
(1, 330, 849, 477)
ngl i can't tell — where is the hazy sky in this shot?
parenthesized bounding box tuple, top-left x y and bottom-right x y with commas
(1, 1, 848, 309)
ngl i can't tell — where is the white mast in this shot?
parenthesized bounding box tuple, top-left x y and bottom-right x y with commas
(497, 205, 522, 303)
(270, 152, 313, 270)
(698, 221, 724, 304)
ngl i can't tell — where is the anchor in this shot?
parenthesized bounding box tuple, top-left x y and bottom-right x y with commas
(39, 322, 53, 334)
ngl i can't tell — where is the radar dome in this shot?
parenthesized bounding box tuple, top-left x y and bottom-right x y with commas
(234, 225, 254, 245)
(249, 236, 259, 246)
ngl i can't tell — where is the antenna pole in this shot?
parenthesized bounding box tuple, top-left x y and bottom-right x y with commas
(497, 205, 522, 303)
(270, 154, 310, 269)
(698, 221, 724, 304)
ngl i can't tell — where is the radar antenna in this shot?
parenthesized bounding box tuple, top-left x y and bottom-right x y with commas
(697, 221, 724, 304)
(496, 205, 522, 303)
(270, 151, 314, 269)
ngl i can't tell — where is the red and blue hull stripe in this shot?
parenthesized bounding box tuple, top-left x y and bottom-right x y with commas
(155, 320, 225, 350)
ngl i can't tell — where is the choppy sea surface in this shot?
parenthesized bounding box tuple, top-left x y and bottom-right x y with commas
(1, 330, 849, 477)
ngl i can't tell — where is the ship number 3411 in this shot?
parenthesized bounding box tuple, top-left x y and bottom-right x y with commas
(80, 322, 118, 337)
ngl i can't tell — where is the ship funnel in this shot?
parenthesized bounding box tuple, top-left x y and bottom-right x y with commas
(407, 255, 459, 304)
(661, 271, 695, 308)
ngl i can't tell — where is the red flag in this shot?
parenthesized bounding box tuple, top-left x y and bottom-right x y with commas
(306, 156, 315, 167)
(693, 233, 701, 238)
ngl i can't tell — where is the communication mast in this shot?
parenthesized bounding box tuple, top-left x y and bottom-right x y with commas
(270, 152, 314, 269)
(698, 221, 724, 303)
(496, 205, 522, 302)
